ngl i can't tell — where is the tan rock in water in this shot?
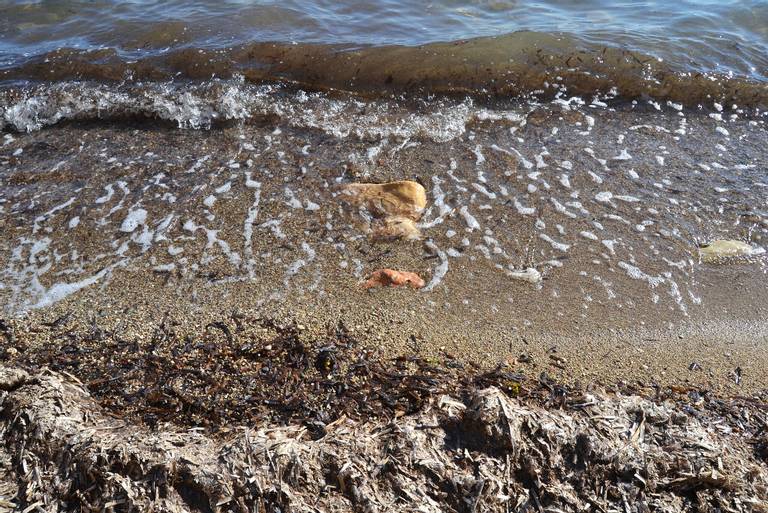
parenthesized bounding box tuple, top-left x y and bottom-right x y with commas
(371, 216, 421, 241)
(341, 180, 427, 220)
(340, 180, 427, 240)
(698, 239, 765, 263)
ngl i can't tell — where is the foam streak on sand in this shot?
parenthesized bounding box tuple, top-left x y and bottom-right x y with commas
(243, 171, 262, 278)
(32, 262, 124, 309)
(183, 219, 242, 267)
(422, 241, 448, 292)
(3, 232, 128, 311)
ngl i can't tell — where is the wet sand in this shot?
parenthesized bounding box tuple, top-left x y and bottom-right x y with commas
(1, 93, 767, 395)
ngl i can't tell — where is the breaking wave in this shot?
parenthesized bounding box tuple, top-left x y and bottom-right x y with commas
(0, 79, 529, 139)
(2, 32, 768, 118)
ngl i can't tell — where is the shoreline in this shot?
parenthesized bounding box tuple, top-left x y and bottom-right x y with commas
(1, 79, 768, 511)
(1, 97, 767, 395)
(3, 1, 768, 507)
(5, 297, 768, 401)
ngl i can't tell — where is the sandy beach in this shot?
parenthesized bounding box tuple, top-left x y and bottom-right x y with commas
(1, 82, 768, 511)
(3, 0, 768, 509)
(1, 94, 767, 395)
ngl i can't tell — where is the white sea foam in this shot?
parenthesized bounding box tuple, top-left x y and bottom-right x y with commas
(459, 206, 481, 231)
(119, 208, 147, 233)
(422, 241, 448, 292)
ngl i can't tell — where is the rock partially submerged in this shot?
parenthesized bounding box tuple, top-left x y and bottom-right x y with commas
(341, 180, 427, 217)
(1, 366, 767, 512)
(340, 180, 427, 240)
(371, 215, 421, 241)
(699, 239, 765, 263)
(363, 268, 426, 289)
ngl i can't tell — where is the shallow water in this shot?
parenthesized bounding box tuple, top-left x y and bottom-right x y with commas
(1, 88, 766, 326)
(1, 0, 768, 105)
(2, 0, 768, 79)
(0, 3, 767, 340)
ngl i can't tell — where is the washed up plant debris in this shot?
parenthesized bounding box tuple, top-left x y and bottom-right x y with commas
(1, 314, 768, 512)
(1, 314, 521, 432)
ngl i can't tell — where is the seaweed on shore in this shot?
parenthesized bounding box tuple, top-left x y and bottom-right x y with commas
(3, 312, 537, 435)
(4, 312, 767, 440)
(2, 313, 768, 511)
(1, 359, 768, 512)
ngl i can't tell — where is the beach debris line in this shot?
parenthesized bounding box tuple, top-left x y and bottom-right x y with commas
(340, 180, 427, 240)
(2, 365, 768, 513)
(698, 239, 765, 263)
(7, 314, 502, 430)
(363, 268, 426, 289)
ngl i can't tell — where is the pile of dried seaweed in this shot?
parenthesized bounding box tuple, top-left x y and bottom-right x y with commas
(1, 363, 768, 513)
(1, 315, 768, 512)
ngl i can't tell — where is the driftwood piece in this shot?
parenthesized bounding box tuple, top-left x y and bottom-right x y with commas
(1, 367, 767, 512)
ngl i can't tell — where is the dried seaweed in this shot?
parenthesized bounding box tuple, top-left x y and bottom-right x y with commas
(5, 315, 494, 432)
(1, 367, 768, 512)
(1, 315, 768, 512)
